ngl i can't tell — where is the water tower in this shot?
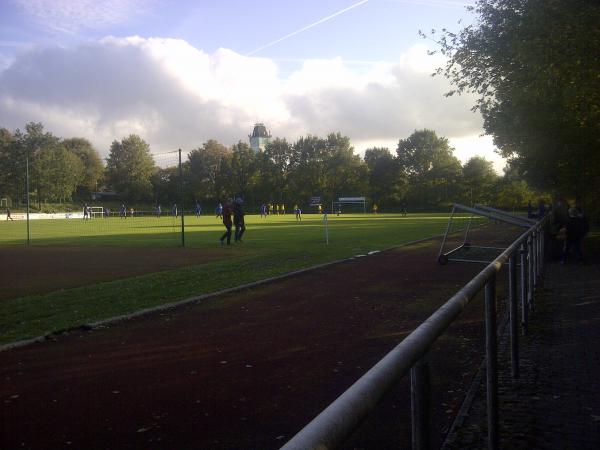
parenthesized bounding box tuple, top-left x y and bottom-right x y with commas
(249, 123, 271, 152)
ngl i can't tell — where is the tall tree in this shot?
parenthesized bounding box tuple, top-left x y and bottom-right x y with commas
(288, 135, 327, 202)
(321, 133, 368, 201)
(187, 139, 231, 202)
(461, 156, 499, 205)
(431, 0, 600, 215)
(229, 141, 257, 201)
(105, 135, 156, 202)
(151, 166, 179, 205)
(63, 137, 104, 194)
(32, 145, 84, 203)
(364, 147, 407, 205)
(258, 138, 294, 202)
(397, 129, 462, 206)
(0, 128, 16, 203)
(16, 123, 67, 209)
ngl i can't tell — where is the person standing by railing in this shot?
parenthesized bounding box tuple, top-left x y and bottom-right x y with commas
(561, 204, 587, 264)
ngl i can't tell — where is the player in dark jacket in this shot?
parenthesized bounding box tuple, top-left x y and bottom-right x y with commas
(233, 198, 246, 243)
(220, 199, 233, 245)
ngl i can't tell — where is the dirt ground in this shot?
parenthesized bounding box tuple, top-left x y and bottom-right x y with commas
(0, 226, 521, 449)
(0, 247, 229, 300)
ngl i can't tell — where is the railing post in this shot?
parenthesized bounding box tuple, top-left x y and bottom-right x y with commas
(540, 225, 545, 272)
(535, 228, 540, 279)
(508, 253, 519, 379)
(532, 231, 538, 288)
(485, 275, 499, 449)
(527, 236, 534, 312)
(520, 243, 528, 335)
(411, 358, 431, 450)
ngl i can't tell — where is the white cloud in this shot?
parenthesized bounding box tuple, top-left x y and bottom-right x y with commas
(0, 36, 502, 169)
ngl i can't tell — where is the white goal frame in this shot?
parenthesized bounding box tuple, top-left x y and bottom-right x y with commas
(331, 196, 367, 214)
(90, 206, 104, 218)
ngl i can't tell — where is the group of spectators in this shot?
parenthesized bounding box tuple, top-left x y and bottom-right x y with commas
(539, 197, 590, 264)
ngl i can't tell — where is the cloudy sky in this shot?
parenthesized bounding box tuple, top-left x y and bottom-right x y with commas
(0, 0, 503, 170)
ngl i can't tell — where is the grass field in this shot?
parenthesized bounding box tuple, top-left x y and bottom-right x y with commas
(0, 213, 476, 345)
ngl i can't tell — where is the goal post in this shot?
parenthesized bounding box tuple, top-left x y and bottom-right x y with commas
(331, 196, 367, 214)
(90, 206, 104, 218)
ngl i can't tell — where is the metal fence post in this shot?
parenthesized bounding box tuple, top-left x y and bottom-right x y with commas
(527, 236, 534, 312)
(508, 253, 519, 379)
(178, 148, 185, 248)
(532, 231, 538, 288)
(485, 275, 499, 450)
(540, 225, 545, 272)
(520, 243, 528, 335)
(26, 150, 31, 246)
(411, 358, 431, 450)
(535, 228, 540, 279)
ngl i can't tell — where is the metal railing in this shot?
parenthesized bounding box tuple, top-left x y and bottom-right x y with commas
(281, 215, 548, 450)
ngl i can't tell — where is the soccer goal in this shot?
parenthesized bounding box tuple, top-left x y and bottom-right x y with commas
(331, 196, 367, 214)
(90, 206, 104, 218)
(437, 203, 535, 265)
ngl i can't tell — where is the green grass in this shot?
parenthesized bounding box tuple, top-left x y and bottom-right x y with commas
(0, 213, 475, 345)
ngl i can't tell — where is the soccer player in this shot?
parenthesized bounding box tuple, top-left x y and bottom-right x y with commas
(172, 203, 178, 218)
(220, 198, 233, 245)
(155, 204, 162, 217)
(260, 203, 267, 218)
(120, 204, 127, 219)
(6, 207, 13, 221)
(195, 201, 202, 217)
(216, 202, 223, 218)
(294, 204, 302, 221)
(233, 198, 246, 243)
(83, 203, 89, 220)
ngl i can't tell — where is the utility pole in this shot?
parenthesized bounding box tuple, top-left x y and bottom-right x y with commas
(179, 148, 185, 247)
(26, 148, 31, 246)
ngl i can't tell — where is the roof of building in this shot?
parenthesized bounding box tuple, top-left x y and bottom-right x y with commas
(250, 123, 271, 138)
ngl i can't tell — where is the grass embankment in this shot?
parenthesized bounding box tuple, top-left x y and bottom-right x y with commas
(0, 213, 473, 345)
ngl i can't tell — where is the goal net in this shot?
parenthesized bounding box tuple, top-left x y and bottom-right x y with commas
(90, 206, 104, 218)
(331, 196, 367, 214)
(438, 203, 534, 265)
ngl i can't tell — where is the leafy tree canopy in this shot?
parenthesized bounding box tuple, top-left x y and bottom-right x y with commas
(462, 156, 499, 204)
(430, 0, 600, 211)
(62, 137, 104, 192)
(106, 135, 156, 202)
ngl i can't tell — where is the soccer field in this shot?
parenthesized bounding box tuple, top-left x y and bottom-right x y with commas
(0, 213, 475, 345)
(0, 212, 464, 248)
